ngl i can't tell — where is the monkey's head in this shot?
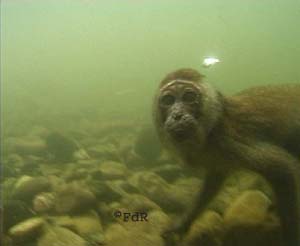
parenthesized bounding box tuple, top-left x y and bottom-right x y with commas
(154, 68, 222, 151)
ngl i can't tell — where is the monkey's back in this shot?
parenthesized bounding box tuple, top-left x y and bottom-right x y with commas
(226, 84, 300, 156)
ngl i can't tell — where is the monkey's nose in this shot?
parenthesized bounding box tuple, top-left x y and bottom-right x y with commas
(172, 112, 183, 120)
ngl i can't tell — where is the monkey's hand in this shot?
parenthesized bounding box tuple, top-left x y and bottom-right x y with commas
(161, 220, 188, 246)
(161, 229, 181, 246)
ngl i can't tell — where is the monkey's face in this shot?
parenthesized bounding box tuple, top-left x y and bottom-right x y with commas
(157, 80, 203, 143)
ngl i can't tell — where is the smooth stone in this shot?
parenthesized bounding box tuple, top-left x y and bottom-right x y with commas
(13, 176, 52, 202)
(55, 183, 97, 214)
(183, 210, 224, 246)
(37, 226, 87, 246)
(9, 217, 45, 241)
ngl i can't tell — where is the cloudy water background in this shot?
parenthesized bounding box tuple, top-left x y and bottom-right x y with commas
(2, 0, 300, 134)
(1, 1, 300, 246)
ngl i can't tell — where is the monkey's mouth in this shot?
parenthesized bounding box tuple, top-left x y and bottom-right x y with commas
(166, 124, 195, 142)
(170, 129, 191, 141)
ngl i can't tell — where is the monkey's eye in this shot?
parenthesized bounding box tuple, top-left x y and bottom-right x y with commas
(160, 94, 175, 107)
(182, 91, 198, 104)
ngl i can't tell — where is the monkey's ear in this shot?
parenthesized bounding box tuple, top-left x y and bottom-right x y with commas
(160, 68, 205, 86)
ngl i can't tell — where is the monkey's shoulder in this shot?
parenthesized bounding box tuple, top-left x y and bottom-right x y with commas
(218, 84, 300, 156)
(233, 84, 300, 101)
(227, 84, 300, 120)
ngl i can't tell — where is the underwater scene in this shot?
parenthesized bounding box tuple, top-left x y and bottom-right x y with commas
(1, 1, 300, 246)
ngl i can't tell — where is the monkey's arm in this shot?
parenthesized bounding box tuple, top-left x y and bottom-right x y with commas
(231, 141, 300, 246)
(162, 169, 226, 245)
(180, 169, 227, 232)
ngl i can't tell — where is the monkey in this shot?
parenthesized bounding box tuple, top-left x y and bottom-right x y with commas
(153, 68, 300, 246)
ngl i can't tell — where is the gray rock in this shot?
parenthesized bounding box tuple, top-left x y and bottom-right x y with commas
(2, 200, 34, 232)
(45, 131, 79, 163)
(209, 171, 273, 215)
(223, 190, 282, 246)
(37, 226, 87, 246)
(5, 154, 24, 168)
(13, 176, 52, 202)
(88, 143, 120, 161)
(11, 136, 47, 156)
(127, 171, 172, 206)
(55, 183, 97, 214)
(128, 172, 198, 213)
(105, 222, 164, 246)
(32, 192, 56, 213)
(152, 164, 184, 183)
(52, 211, 103, 237)
(88, 180, 122, 202)
(9, 217, 45, 242)
(183, 210, 224, 246)
(96, 161, 128, 180)
(224, 190, 273, 226)
(120, 194, 161, 212)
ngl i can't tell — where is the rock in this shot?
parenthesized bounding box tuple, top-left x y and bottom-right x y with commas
(223, 190, 282, 246)
(70, 211, 103, 236)
(14, 176, 32, 188)
(152, 164, 184, 183)
(2, 200, 34, 233)
(224, 190, 273, 225)
(97, 202, 113, 223)
(209, 186, 240, 215)
(39, 165, 62, 176)
(88, 180, 122, 202)
(48, 216, 76, 232)
(76, 159, 99, 166)
(117, 180, 140, 194)
(105, 222, 164, 246)
(2, 178, 17, 201)
(45, 131, 79, 162)
(128, 171, 185, 213)
(95, 161, 128, 180)
(53, 211, 103, 236)
(146, 210, 170, 233)
(20, 155, 44, 175)
(37, 226, 87, 246)
(208, 171, 272, 215)
(4, 154, 24, 168)
(63, 167, 89, 182)
(128, 171, 169, 195)
(228, 170, 274, 198)
(183, 210, 224, 246)
(2, 164, 19, 178)
(13, 176, 52, 202)
(9, 217, 45, 242)
(32, 192, 56, 213)
(1, 234, 13, 246)
(12, 136, 47, 156)
(55, 183, 97, 214)
(120, 194, 161, 212)
(104, 223, 128, 246)
(122, 150, 145, 169)
(73, 148, 90, 161)
(84, 232, 106, 246)
(88, 143, 120, 161)
(105, 179, 138, 197)
(129, 172, 201, 213)
(172, 177, 202, 200)
(47, 175, 65, 190)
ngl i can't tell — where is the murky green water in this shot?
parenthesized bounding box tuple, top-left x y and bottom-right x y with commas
(1, 1, 300, 246)
(2, 0, 300, 132)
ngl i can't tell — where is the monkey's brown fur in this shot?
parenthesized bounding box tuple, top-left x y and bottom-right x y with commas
(154, 68, 300, 246)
